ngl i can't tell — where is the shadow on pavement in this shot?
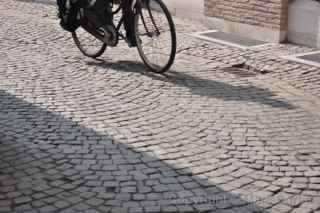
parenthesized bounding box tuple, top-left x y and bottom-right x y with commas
(0, 90, 268, 212)
(86, 59, 295, 110)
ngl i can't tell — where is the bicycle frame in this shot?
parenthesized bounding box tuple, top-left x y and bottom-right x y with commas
(111, 2, 126, 39)
(111, 0, 142, 43)
(80, 0, 153, 46)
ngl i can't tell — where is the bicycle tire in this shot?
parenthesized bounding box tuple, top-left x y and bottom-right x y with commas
(134, 0, 177, 73)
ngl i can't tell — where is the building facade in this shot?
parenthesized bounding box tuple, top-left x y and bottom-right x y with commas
(163, 0, 320, 47)
(204, 0, 288, 42)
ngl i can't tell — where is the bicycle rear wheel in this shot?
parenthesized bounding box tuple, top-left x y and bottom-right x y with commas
(134, 0, 177, 73)
(72, 19, 107, 58)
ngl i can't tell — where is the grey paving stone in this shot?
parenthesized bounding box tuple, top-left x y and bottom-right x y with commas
(1, 2, 320, 213)
(38, 205, 57, 212)
(0, 207, 12, 212)
(54, 200, 71, 209)
(73, 203, 91, 211)
(86, 198, 104, 206)
(14, 196, 32, 204)
(0, 201, 11, 207)
(15, 203, 33, 211)
(305, 171, 320, 177)
(128, 207, 143, 213)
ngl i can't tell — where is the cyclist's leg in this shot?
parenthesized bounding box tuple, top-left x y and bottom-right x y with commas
(123, 0, 137, 46)
(86, 0, 113, 27)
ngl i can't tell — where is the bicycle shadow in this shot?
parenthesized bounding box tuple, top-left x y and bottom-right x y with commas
(86, 59, 296, 110)
(0, 90, 270, 212)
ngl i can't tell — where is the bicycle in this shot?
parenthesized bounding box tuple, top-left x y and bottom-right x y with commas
(71, 0, 177, 73)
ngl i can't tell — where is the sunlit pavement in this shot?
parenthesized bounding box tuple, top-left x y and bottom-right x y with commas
(1, 1, 320, 212)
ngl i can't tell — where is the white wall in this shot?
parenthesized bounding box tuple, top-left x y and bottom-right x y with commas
(288, 0, 320, 47)
(162, 0, 204, 21)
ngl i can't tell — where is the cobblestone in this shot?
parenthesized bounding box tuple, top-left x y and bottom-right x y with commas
(1, 0, 320, 212)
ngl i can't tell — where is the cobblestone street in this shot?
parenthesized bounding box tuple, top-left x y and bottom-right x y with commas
(1, 0, 320, 212)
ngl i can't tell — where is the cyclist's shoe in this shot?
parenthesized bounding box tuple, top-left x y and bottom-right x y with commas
(126, 33, 137, 47)
(128, 39, 137, 47)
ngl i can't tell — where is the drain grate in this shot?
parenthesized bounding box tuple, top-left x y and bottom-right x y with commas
(191, 30, 269, 49)
(222, 63, 271, 77)
(282, 51, 320, 68)
(223, 67, 257, 77)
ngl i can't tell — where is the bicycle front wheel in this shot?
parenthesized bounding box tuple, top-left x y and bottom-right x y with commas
(134, 0, 177, 73)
